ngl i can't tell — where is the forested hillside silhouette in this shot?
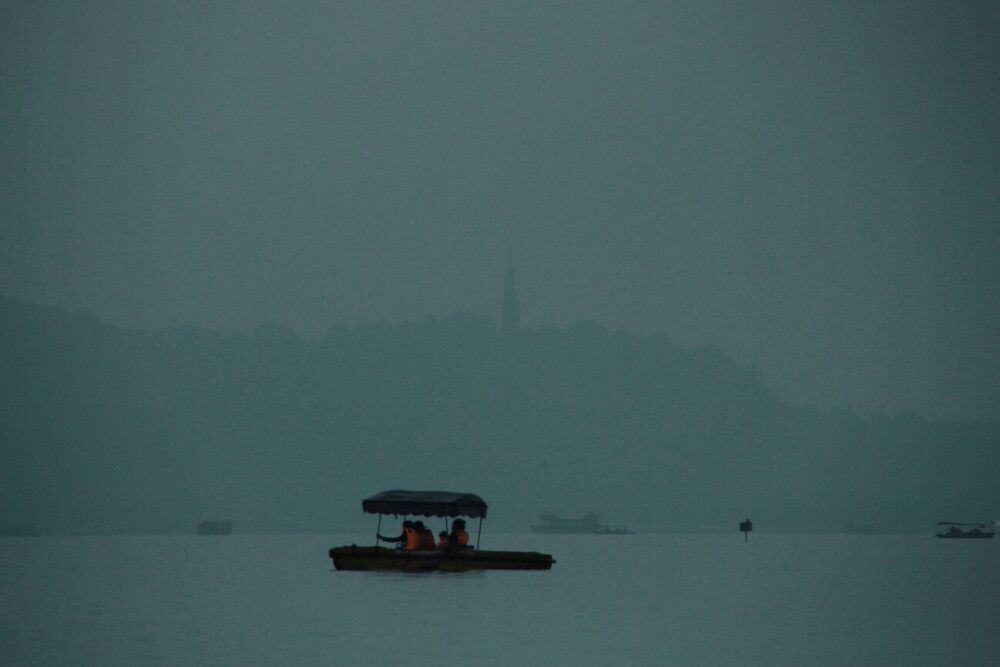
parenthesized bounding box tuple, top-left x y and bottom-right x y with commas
(2, 295, 996, 534)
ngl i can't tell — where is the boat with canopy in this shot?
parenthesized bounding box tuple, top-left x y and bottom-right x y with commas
(328, 490, 556, 571)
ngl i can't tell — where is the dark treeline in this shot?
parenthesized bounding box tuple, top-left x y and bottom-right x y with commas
(1, 295, 997, 535)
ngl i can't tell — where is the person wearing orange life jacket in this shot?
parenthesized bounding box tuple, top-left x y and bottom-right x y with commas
(377, 520, 421, 550)
(437, 531, 450, 550)
(414, 521, 435, 549)
(444, 518, 471, 552)
(454, 519, 470, 547)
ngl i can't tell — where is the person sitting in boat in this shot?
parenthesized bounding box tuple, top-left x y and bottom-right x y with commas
(437, 531, 450, 550)
(377, 520, 421, 550)
(414, 521, 436, 549)
(444, 519, 471, 552)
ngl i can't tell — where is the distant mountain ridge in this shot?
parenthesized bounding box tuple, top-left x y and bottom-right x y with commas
(1, 295, 997, 534)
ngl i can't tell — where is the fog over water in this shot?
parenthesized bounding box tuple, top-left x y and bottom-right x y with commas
(2, 7, 999, 660)
(2, 1, 998, 421)
(3, 295, 997, 536)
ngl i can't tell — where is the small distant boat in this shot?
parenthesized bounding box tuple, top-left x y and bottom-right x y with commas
(196, 520, 232, 535)
(935, 521, 994, 539)
(329, 490, 555, 572)
(530, 511, 633, 535)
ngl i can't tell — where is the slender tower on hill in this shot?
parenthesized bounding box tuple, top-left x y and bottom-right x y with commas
(499, 246, 520, 335)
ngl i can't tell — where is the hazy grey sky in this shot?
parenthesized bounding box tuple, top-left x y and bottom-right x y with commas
(2, 1, 998, 420)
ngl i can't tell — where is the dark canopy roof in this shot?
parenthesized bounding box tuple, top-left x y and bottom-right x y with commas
(362, 490, 488, 518)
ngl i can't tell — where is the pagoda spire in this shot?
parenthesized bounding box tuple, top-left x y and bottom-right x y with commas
(499, 245, 520, 335)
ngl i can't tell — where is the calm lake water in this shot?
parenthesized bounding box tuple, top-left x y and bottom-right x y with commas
(2, 532, 997, 666)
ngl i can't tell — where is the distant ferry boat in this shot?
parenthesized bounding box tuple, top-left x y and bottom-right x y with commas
(531, 512, 633, 535)
(196, 520, 232, 535)
(935, 521, 993, 539)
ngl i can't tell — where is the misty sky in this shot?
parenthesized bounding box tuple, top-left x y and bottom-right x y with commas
(2, 1, 998, 421)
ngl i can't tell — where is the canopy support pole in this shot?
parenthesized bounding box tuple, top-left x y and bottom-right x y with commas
(376, 514, 382, 548)
(476, 517, 483, 550)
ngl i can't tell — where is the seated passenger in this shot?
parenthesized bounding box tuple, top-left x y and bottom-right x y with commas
(437, 531, 450, 550)
(414, 521, 435, 549)
(446, 519, 471, 552)
(377, 520, 421, 550)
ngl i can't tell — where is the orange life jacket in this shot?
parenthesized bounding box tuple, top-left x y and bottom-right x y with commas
(456, 529, 469, 546)
(403, 526, 421, 550)
(421, 529, 435, 549)
(437, 537, 450, 550)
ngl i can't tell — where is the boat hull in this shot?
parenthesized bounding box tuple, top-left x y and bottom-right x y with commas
(329, 546, 555, 571)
